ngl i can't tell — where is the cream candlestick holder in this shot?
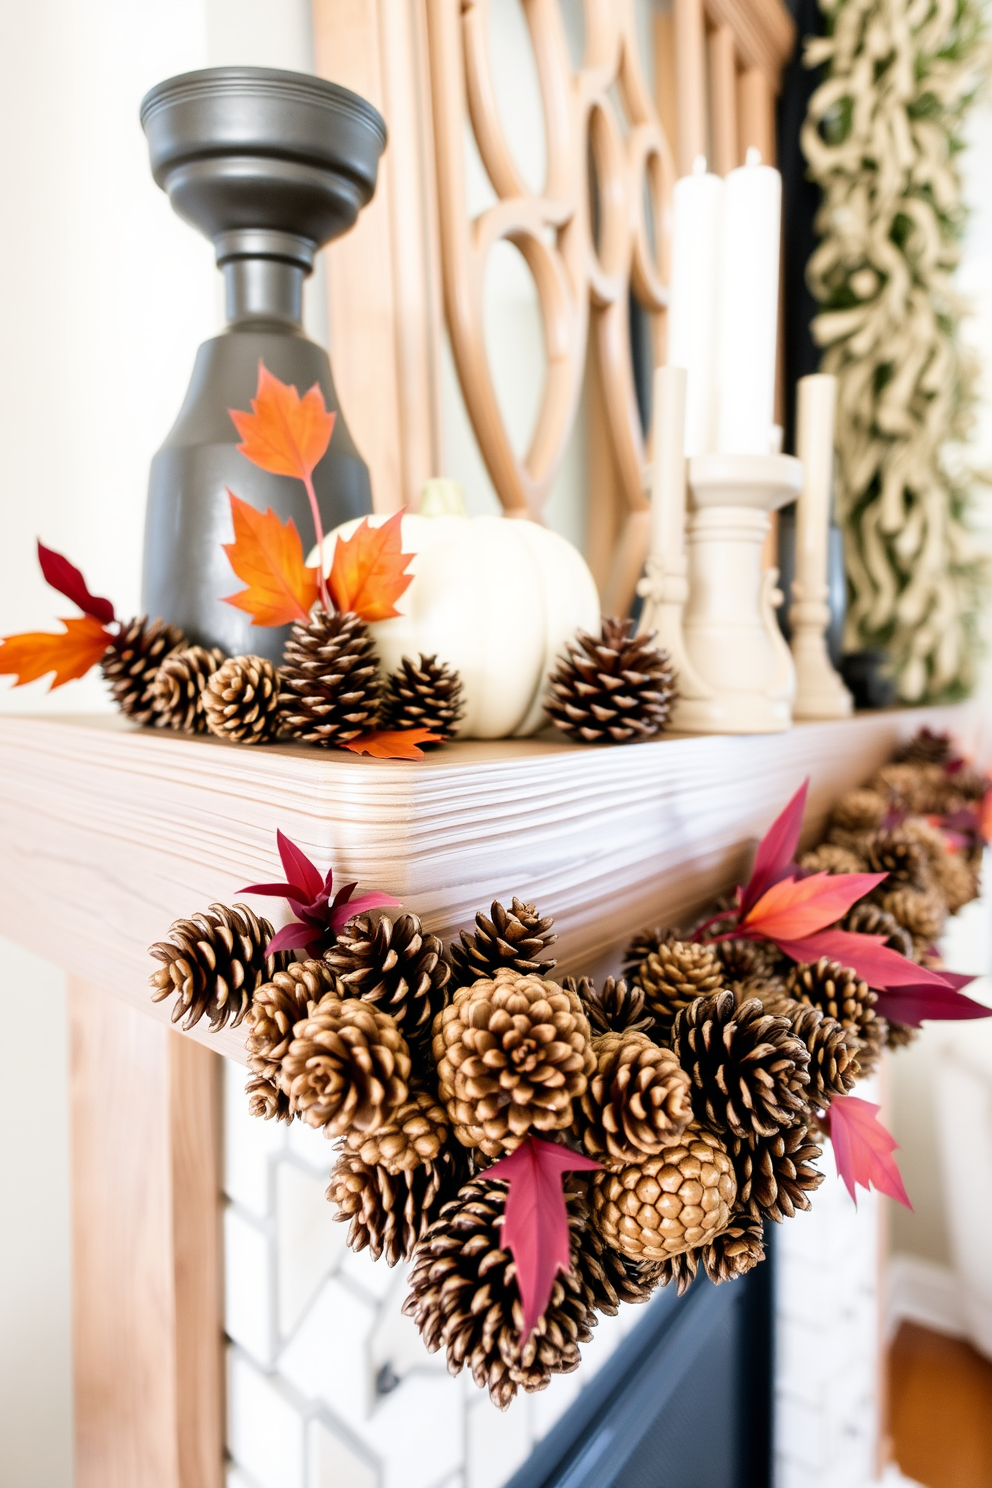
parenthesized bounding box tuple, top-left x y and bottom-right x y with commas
(676, 452, 802, 733)
(790, 374, 853, 719)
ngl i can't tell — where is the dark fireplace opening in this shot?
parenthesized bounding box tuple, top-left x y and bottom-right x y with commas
(506, 1235, 774, 1488)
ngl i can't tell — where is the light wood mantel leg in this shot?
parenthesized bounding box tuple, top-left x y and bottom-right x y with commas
(68, 980, 223, 1488)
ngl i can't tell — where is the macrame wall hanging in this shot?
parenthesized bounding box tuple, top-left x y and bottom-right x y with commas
(801, 0, 988, 702)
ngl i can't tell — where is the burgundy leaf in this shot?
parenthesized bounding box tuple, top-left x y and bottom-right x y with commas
(826, 1096, 911, 1208)
(875, 982, 991, 1027)
(37, 542, 116, 624)
(771, 928, 958, 991)
(266, 920, 323, 956)
(486, 1137, 600, 1341)
(328, 890, 398, 934)
(740, 780, 809, 917)
(276, 829, 324, 901)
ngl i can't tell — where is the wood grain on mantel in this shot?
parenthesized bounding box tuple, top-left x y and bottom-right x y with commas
(0, 706, 984, 1062)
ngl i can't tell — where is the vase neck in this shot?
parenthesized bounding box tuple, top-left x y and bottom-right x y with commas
(216, 229, 315, 329)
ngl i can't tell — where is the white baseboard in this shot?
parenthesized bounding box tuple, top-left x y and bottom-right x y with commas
(887, 1253, 966, 1342)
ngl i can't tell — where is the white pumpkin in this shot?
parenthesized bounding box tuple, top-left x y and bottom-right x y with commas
(311, 481, 601, 738)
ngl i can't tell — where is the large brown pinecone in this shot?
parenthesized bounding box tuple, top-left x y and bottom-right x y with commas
(932, 851, 980, 915)
(787, 1003, 860, 1111)
(326, 1146, 469, 1265)
(843, 901, 914, 959)
(785, 959, 883, 1075)
(449, 898, 557, 983)
(381, 654, 464, 739)
(433, 969, 595, 1157)
(203, 654, 280, 744)
(875, 762, 947, 815)
(244, 960, 339, 1122)
(588, 1125, 736, 1261)
(715, 936, 786, 985)
(701, 1208, 766, 1284)
(621, 926, 671, 981)
(799, 843, 867, 876)
(342, 1088, 451, 1174)
(545, 617, 678, 743)
(151, 645, 226, 732)
(879, 885, 946, 943)
(282, 995, 411, 1135)
(865, 831, 929, 891)
(402, 1178, 598, 1408)
(829, 788, 888, 833)
(579, 1032, 692, 1164)
(565, 976, 654, 1037)
(278, 609, 381, 746)
(149, 902, 288, 1032)
(101, 615, 184, 724)
(728, 1124, 824, 1223)
(893, 728, 953, 765)
(635, 940, 725, 1041)
(324, 912, 450, 1056)
(673, 992, 811, 1139)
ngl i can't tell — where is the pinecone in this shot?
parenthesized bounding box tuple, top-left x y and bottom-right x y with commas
(342, 1088, 451, 1173)
(885, 1019, 919, 1051)
(101, 615, 184, 724)
(829, 788, 888, 832)
(588, 1124, 736, 1261)
(402, 1178, 598, 1408)
(278, 609, 381, 746)
(449, 898, 557, 983)
(865, 831, 929, 890)
(578, 1205, 665, 1310)
(621, 926, 671, 981)
(655, 1248, 699, 1296)
(149, 902, 287, 1032)
(730, 975, 792, 1016)
(151, 645, 226, 732)
(433, 969, 595, 1157)
(636, 940, 725, 1041)
(701, 1208, 766, 1284)
(564, 976, 654, 1036)
(244, 960, 339, 1122)
(785, 959, 884, 1077)
(545, 617, 678, 743)
(202, 654, 280, 744)
(933, 850, 979, 914)
(282, 995, 411, 1135)
(579, 1032, 692, 1164)
(715, 936, 785, 985)
(728, 1125, 824, 1223)
(326, 1146, 469, 1265)
(787, 1003, 860, 1111)
(323, 912, 450, 1056)
(673, 992, 811, 1139)
(799, 843, 867, 876)
(879, 885, 946, 943)
(875, 762, 946, 815)
(842, 901, 914, 959)
(893, 728, 953, 765)
(381, 654, 464, 739)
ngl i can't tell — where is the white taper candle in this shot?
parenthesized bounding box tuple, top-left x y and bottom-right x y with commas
(650, 366, 688, 563)
(715, 149, 782, 455)
(667, 157, 723, 457)
(795, 373, 837, 596)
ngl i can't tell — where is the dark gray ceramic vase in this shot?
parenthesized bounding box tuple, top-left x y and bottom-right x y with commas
(139, 67, 386, 661)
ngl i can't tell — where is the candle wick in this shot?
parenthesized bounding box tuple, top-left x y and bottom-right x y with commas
(745, 146, 762, 167)
(692, 154, 708, 175)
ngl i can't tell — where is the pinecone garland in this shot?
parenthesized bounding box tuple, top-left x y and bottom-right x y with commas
(545, 617, 678, 743)
(565, 976, 654, 1036)
(402, 1179, 598, 1407)
(636, 940, 725, 1040)
(701, 1208, 766, 1284)
(673, 992, 811, 1139)
(101, 615, 184, 724)
(203, 654, 280, 743)
(149, 902, 287, 1032)
(382, 654, 464, 739)
(278, 609, 381, 745)
(282, 996, 411, 1135)
(728, 1125, 824, 1223)
(151, 645, 226, 732)
(343, 1088, 452, 1173)
(588, 1125, 737, 1261)
(788, 1003, 860, 1110)
(327, 1148, 468, 1265)
(245, 960, 339, 1122)
(324, 912, 450, 1055)
(579, 1032, 692, 1163)
(785, 960, 883, 1072)
(449, 899, 557, 983)
(433, 969, 595, 1157)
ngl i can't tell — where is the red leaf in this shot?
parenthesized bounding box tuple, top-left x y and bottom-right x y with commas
(826, 1096, 911, 1208)
(37, 542, 115, 624)
(222, 492, 320, 627)
(773, 927, 959, 991)
(486, 1137, 600, 1340)
(229, 361, 335, 483)
(742, 871, 886, 941)
(740, 780, 809, 916)
(276, 828, 324, 902)
(328, 511, 415, 623)
(0, 615, 114, 689)
(875, 981, 991, 1027)
(241, 830, 399, 957)
(342, 728, 441, 760)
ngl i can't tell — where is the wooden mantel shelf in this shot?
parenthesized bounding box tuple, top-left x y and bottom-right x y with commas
(0, 704, 984, 1062)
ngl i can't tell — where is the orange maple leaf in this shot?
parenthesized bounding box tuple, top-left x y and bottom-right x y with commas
(222, 492, 319, 627)
(0, 614, 113, 689)
(230, 362, 336, 483)
(328, 511, 414, 622)
(342, 728, 441, 760)
(742, 870, 886, 941)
